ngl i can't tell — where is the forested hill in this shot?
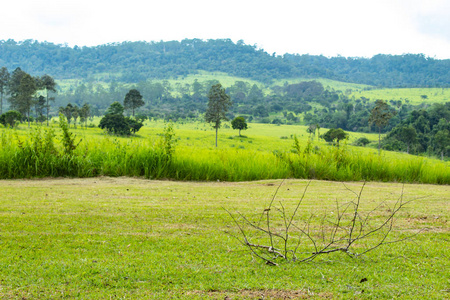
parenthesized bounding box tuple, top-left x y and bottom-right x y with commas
(1, 39, 449, 87)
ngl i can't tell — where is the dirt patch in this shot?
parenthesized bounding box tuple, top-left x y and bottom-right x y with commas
(185, 289, 333, 299)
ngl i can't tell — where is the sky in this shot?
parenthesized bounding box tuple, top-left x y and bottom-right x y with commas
(1, 0, 450, 59)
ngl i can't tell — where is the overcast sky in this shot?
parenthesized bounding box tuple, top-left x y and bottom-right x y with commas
(1, 0, 449, 59)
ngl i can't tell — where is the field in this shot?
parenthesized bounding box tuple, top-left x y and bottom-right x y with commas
(0, 118, 449, 299)
(1, 119, 449, 183)
(351, 87, 450, 105)
(0, 177, 448, 299)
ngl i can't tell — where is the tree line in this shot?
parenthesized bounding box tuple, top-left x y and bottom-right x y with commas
(1, 39, 449, 87)
(0, 67, 57, 127)
(1, 66, 448, 159)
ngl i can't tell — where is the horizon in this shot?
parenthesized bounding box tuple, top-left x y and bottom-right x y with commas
(1, 0, 450, 59)
(2, 37, 448, 61)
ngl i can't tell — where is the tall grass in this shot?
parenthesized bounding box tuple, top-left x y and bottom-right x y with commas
(0, 126, 448, 184)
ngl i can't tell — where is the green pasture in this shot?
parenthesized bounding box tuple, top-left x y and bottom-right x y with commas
(0, 120, 448, 184)
(0, 178, 448, 299)
(351, 87, 450, 105)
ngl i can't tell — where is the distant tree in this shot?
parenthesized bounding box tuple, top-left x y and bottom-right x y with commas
(124, 89, 144, 117)
(434, 129, 449, 161)
(59, 103, 74, 125)
(126, 117, 144, 134)
(0, 67, 10, 116)
(99, 113, 130, 135)
(396, 125, 417, 154)
(231, 116, 248, 136)
(40, 74, 57, 126)
(0, 110, 21, 127)
(205, 83, 232, 147)
(369, 100, 394, 155)
(306, 124, 317, 138)
(79, 103, 91, 128)
(7, 68, 26, 113)
(99, 102, 143, 135)
(134, 113, 148, 123)
(72, 105, 80, 128)
(17, 73, 37, 128)
(321, 128, 349, 147)
(355, 137, 371, 147)
(106, 101, 124, 115)
(34, 95, 46, 123)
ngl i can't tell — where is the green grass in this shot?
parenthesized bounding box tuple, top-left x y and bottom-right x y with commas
(0, 178, 448, 299)
(351, 87, 450, 105)
(0, 120, 448, 184)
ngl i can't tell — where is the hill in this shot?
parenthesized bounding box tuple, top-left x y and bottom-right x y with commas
(1, 39, 449, 87)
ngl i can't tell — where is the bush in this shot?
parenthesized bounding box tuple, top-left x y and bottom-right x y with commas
(0, 110, 22, 127)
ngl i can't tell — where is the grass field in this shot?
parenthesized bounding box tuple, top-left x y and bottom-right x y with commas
(0, 178, 448, 299)
(1, 119, 449, 184)
(351, 87, 450, 105)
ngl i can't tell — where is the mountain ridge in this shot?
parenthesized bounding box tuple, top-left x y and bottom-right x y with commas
(0, 39, 449, 87)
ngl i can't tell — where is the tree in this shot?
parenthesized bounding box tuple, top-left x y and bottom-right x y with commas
(106, 101, 124, 115)
(369, 100, 394, 155)
(321, 128, 349, 146)
(34, 95, 46, 123)
(355, 137, 371, 147)
(7, 67, 26, 113)
(72, 105, 80, 128)
(40, 74, 57, 126)
(0, 67, 10, 116)
(99, 102, 143, 135)
(306, 124, 317, 138)
(0, 110, 21, 127)
(434, 129, 449, 161)
(124, 89, 144, 117)
(205, 83, 232, 147)
(231, 116, 248, 137)
(59, 103, 74, 126)
(396, 125, 417, 154)
(79, 103, 91, 128)
(17, 73, 37, 128)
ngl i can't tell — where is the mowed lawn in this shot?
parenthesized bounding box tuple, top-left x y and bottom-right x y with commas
(0, 178, 449, 299)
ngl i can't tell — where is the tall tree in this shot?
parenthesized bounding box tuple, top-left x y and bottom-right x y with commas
(0, 67, 10, 116)
(369, 100, 394, 155)
(79, 103, 91, 128)
(17, 73, 37, 128)
(7, 67, 26, 111)
(205, 83, 232, 147)
(40, 74, 57, 126)
(123, 89, 144, 117)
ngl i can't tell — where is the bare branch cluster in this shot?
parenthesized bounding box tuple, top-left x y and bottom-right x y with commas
(226, 181, 414, 266)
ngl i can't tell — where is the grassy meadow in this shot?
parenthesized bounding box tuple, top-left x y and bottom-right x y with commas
(1, 119, 449, 183)
(0, 178, 448, 299)
(351, 87, 450, 105)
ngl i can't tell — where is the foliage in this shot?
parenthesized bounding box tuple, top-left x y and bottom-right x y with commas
(0, 66, 9, 115)
(321, 128, 349, 146)
(1, 39, 449, 87)
(59, 113, 80, 155)
(231, 116, 248, 136)
(123, 89, 144, 116)
(205, 83, 232, 147)
(369, 100, 395, 154)
(383, 103, 450, 158)
(99, 102, 143, 135)
(0, 110, 21, 127)
(354, 137, 371, 147)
